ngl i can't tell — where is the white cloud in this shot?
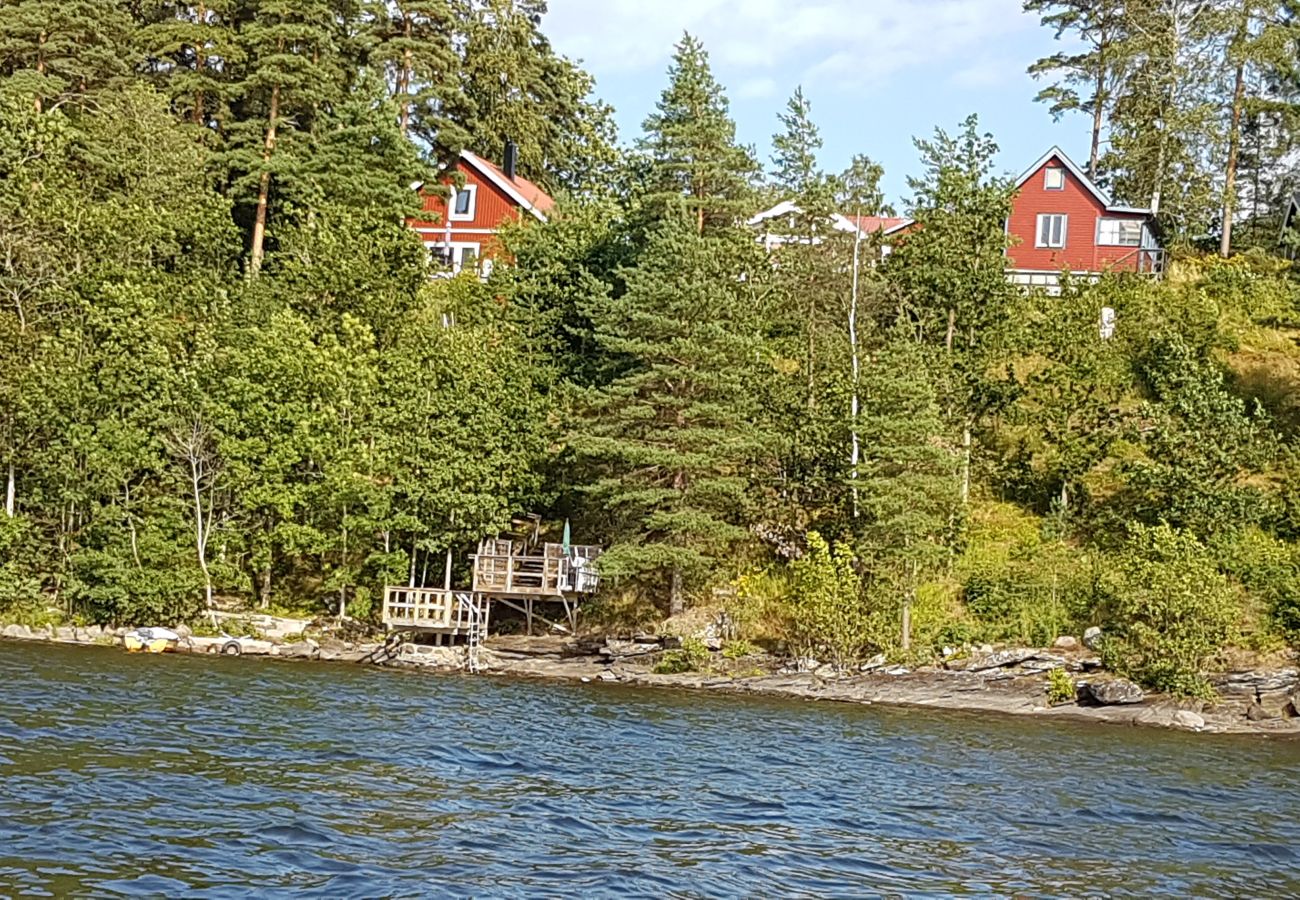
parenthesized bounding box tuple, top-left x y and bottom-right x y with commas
(544, 0, 1036, 92)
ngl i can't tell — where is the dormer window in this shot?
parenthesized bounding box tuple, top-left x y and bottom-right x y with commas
(449, 184, 477, 221)
(1044, 167, 1065, 191)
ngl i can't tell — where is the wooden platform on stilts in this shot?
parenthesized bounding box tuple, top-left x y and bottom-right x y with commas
(381, 533, 602, 672)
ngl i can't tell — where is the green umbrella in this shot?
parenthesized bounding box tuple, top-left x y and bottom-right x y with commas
(561, 518, 572, 555)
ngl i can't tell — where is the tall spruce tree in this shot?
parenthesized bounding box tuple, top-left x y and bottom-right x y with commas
(638, 33, 758, 234)
(857, 329, 960, 650)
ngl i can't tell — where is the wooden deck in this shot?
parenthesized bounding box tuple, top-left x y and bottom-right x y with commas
(382, 587, 490, 635)
(471, 540, 601, 598)
(381, 535, 602, 646)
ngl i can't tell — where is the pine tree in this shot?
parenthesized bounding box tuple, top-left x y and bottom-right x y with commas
(454, 0, 617, 193)
(1103, 0, 1222, 233)
(1216, 0, 1296, 255)
(638, 32, 758, 233)
(571, 216, 770, 616)
(1024, 0, 1129, 175)
(365, 0, 467, 157)
(230, 0, 347, 276)
(887, 115, 1017, 505)
(0, 0, 137, 110)
(770, 86, 826, 201)
(763, 89, 850, 522)
(137, 0, 240, 130)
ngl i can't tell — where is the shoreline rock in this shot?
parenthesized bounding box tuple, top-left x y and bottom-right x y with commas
(5, 625, 1300, 737)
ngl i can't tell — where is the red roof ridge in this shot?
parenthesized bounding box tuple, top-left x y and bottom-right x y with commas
(460, 149, 554, 219)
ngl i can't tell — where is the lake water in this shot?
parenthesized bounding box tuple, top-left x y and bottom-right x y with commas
(2, 641, 1299, 897)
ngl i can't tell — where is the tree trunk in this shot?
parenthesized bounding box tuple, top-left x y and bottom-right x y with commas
(669, 567, 684, 618)
(901, 596, 912, 651)
(398, 15, 413, 136)
(945, 307, 956, 353)
(1089, 57, 1105, 176)
(34, 32, 45, 113)
(1220, 7, 1249, 258)
(248, 81, 281, 277)
(338, 504, 348, 619)
(848, 222, 863, 519)
(193, 1, 207, 126)
(260, 561, 272, 609)
(961, 425, 971, 504)
(4, 461, 13, 517)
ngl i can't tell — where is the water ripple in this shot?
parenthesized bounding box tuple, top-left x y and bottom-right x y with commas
(2, 641, 1300, 896)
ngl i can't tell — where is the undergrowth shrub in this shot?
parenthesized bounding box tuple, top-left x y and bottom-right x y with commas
(955, 501, 1096, 646)
(654, 636, 710, 674)
(1098, 523, 1240, 698)
(789, 532, 878, 669)
(1046, 667, 1075, 705)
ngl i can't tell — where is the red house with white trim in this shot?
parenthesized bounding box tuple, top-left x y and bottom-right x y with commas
(407, 145, 554, 276)
(1007, 147, 1163, 289)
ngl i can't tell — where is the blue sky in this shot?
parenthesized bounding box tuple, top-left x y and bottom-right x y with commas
(544, 0, 1090, 207)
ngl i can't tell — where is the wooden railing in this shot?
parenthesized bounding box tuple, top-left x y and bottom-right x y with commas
(471, 541, 602, 596)
(382, 586, 485, 631)
(1115, 246, 1166, 278)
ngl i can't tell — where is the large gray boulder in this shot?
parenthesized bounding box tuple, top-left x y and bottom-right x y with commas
(951, 648, 1037, 672)
(1083, 626, 1104, 650)
(1085, 678, 1145, 705)
(277, 640, 320, 660)
(1, 624, 31, 639)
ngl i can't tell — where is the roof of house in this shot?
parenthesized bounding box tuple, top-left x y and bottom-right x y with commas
(1017, 146, 1153, 216)
(460, 150, 554, 221)
(748, 201, 913, 237)
(845, 214, 914, 236)
(1281, 192, 1300, 244)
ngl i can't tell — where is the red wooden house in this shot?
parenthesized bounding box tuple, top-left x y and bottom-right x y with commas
(1006, 147, 1163, 289)
(407, 144, 554, 276)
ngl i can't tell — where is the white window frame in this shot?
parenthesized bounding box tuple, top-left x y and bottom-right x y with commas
(448, 184, 477, 222)
(1036, 213, 1067, 249)
(425, 241, 483, 275)
(1044, 167, 1065, 191)
(1096, 217, 1143, 247)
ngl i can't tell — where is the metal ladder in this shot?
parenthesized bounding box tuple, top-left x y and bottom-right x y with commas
(464, 594, 486, 674)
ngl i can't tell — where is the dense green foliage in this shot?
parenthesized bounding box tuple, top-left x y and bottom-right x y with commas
(3, 5, 1300, 698)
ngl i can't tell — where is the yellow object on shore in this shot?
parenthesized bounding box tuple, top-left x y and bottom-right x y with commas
(122, 630, 178, 654)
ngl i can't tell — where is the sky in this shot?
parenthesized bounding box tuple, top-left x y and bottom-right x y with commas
(543, 0, 1090, 207)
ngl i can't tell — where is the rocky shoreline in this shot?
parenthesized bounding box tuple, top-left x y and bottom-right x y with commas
(5, 621, 1300, 737)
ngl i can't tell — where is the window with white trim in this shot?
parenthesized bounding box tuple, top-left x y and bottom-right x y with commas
(427, 241, 483, 275)
(1044, 167, 1065, 190)
(1097, 217, 1142, 246)
(449, 184, 476, 221)
(1036, 213, 1067, 248)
